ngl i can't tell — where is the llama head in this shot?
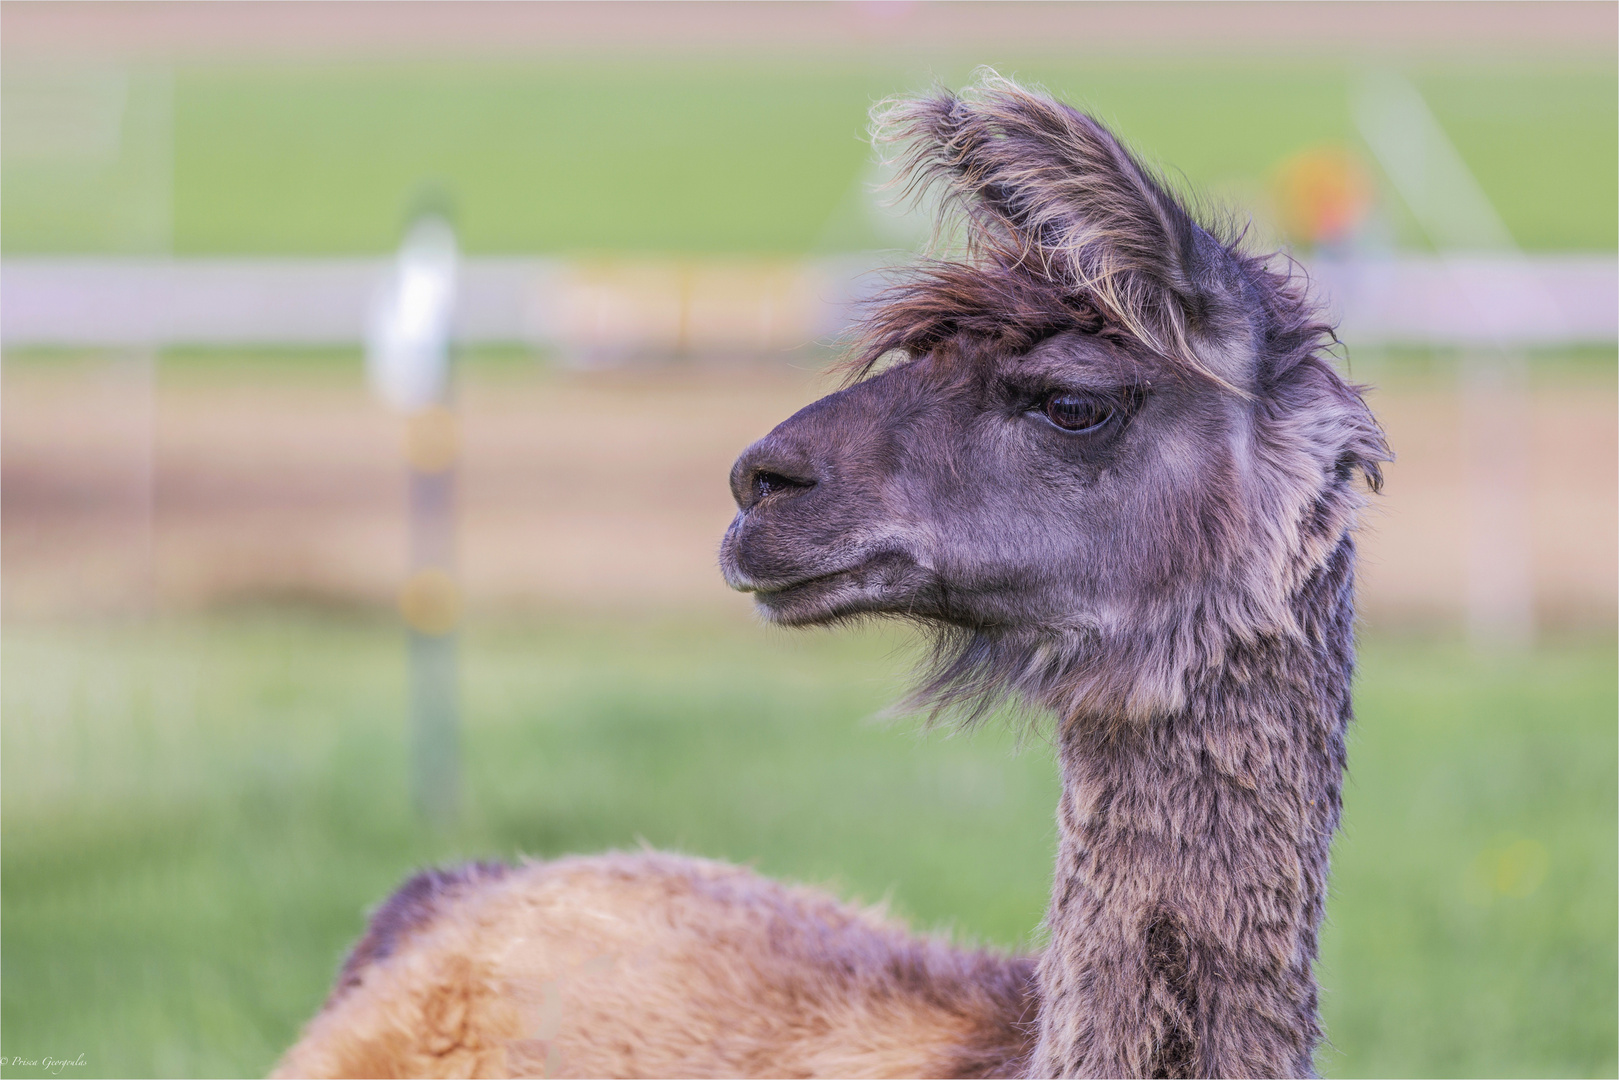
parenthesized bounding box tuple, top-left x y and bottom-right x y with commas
(720, 75, 1387, 724)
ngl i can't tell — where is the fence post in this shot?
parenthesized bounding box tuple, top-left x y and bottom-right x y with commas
(367, 214, 462, 823)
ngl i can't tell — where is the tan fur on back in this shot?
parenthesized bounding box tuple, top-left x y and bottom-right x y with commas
(273, 852, 1035, 1079)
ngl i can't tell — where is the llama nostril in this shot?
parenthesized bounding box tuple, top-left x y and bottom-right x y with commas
(731, 436, 820, 511)
(751, 470, 815, 506)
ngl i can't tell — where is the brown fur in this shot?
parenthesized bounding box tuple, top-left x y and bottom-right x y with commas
(328, 862, 514, 1006)
(274, 853, 1036, 1079)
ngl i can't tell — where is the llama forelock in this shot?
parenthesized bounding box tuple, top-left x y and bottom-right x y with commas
(867, 71, 1252, 391)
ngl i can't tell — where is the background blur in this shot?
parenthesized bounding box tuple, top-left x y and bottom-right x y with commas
(2, 3, 1615, 1077)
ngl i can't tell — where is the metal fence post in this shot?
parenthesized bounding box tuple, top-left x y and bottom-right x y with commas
(367, 214, 462, 823)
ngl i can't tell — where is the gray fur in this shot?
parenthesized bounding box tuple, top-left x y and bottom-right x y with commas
(720, 74, 1387, 1078)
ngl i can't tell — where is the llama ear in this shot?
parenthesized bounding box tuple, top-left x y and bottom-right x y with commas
(876, 74, 1242, 374)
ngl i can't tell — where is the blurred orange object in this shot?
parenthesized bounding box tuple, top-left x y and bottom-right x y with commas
(1272, 143, 1375, 247)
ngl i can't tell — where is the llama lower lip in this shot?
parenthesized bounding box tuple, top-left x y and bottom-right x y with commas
(755, 581, 866, 625)
(752, 567, 860, 604)
(751, 552, 926, 625)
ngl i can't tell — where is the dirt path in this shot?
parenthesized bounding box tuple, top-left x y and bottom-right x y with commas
(4, 358, 1614, 630)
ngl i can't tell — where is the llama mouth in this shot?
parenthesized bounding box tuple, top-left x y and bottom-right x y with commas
(743, 551, 931, 626)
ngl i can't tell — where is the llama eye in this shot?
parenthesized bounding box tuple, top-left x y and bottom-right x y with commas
(1041, 392, 1115, 432)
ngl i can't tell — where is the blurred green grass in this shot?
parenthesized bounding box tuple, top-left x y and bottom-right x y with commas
(3, 59, 1615, 255)
(2, 612, 1613, 1078)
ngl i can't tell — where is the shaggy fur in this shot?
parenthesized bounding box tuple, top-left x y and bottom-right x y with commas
(277, 73, 1385, 1079)
(1031, 535, 1358, 1077)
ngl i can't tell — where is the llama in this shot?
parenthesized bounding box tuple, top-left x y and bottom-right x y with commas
(274, 74, 1386, 1079)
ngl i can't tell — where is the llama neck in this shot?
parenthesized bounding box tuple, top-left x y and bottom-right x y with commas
(1030, 538, 1356, 1079)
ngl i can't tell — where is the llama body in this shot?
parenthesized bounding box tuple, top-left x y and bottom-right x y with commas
(274, 854, 1034, 1078)
(277, 75, 1384, 1079)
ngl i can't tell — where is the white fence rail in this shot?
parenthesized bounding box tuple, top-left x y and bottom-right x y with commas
(3, 254, 1614, 353)
(1308, 254, 1617, 348)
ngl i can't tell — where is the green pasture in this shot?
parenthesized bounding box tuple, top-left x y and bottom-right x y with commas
(3, 58, 1615, 256)
(2, 612, 1614, 1078)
